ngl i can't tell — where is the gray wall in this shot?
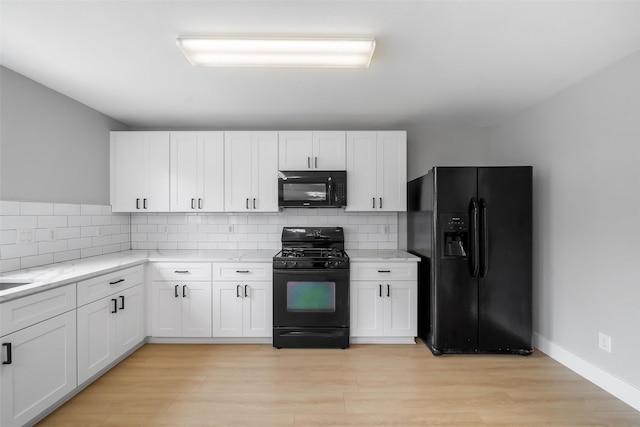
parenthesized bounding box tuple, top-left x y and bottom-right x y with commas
(0, 66, 128, 204)
(489, 52, 640, 388)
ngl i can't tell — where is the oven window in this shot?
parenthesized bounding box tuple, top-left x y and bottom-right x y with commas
(287, 281, 335, 312)
(283, 183, 327, 201)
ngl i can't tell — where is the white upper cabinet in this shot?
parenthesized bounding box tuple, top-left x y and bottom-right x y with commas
(110, 131, 170, 212)
(224, 131, 278, 212)
(278, 131, 346, 170)
(170, 131, 224, 212)
(346, 131, 407, 212)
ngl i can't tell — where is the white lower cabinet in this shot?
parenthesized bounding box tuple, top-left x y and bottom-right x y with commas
(212, 263, 272, 338)
(350, 262, 417, 342)
(1, 308, 76, 427)
(149, 263, 213, 337)
(212, 281, 272, 337)
(77, 284, 144, 384)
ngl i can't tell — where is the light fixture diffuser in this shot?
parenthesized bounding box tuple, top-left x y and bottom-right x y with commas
(176, 36, 376, 68)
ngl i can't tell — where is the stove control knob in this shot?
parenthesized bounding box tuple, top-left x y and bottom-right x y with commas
(324, 261, 330, 268)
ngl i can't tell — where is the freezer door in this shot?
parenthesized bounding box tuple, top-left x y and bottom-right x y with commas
(477, 167, 532, 352)
(432, 167, 478, 352)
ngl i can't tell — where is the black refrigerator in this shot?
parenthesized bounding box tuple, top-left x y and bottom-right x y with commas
(408, 167, 533, 355)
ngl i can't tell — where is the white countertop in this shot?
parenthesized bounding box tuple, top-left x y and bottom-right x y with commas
(0, 249, 418, 302)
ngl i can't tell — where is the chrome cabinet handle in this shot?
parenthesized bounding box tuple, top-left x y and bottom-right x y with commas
(191, 198, 195, 209)
(174, 284, 179, 298)
(253, 198, 256, 209)
(111, 298, 118, 313)
(246, 198, 249, 209)
(136, 198, 141, 209)
(244, 284, 249, 298)
(315, 157, 318, 168)
(119, 295, 125, 310)
(307, 157, 311, 168)
(372, 198, 375, 209)
(182, 285, 187, 298)
(387, 284, 390, 297)
(109, 279, 124, 285)
(198, 198, 202, 209)
(380, 198, 383, 209)
(236, 284, 241, 298)
(378, 284, 382, 297)
(143, 198, 148, 209)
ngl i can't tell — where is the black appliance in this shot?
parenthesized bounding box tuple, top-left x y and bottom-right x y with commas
(407, 167, 532, 355)
(278, 171, 347, 208)
(272, 227, 350, 349)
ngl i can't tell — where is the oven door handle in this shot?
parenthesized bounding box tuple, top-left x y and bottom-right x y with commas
(273, 269, 349, 278)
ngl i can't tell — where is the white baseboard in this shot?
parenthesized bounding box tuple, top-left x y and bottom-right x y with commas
(534, 333, 640, 412)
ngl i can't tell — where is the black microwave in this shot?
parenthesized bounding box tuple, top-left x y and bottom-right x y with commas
(278, 171, 347, 208)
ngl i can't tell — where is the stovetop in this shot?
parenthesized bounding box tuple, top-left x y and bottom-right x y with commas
(274, 226, 349, 269)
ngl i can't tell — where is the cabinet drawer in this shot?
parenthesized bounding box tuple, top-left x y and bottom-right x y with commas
(212, 263, 272, 281)
(350, 262, 417, 281)
(1, 283, 76, 337)
(77, 266, 143, 306)
(151, 263, 212, 281)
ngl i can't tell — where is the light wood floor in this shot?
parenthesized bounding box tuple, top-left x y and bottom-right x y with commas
(38, 342, 640, 426)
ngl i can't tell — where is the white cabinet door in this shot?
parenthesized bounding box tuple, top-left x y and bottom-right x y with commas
(313, 131, 346, 170)
(278, 131, 313, 170)
(346, 131, 406, 212)
(224, 132, 254, 211)
(346, 132, 378, 211)
(170, 132, 199, 211)
(242, 281, 272, 337)
(110, 132, 144, 212)
(170, 132, 224, 212)
(77, 297, 116, 384)
(145, 132, 171, 212)
(150, 282, 184, 337)
(78, 284, 144, 384)
(1, 311, 76, 427)
(383, 281, 417, 337)
(377, 131, 407, 212)
(212, 281, 272, 338)
(150, 281, 212, 337)
(110, 131, 170, 212)
(212, 282, 244, 337)
(200, 132, 225, 212)
(114, 285, 144, 355)
(350, 281, 384, 337)
(252, 132, 279, 212)
(181, 282, 213, 337)
(225, 131, 278, 212)
(278, 131, 345, 170)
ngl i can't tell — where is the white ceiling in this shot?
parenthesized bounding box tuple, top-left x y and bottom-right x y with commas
(1, 1, 639, 129)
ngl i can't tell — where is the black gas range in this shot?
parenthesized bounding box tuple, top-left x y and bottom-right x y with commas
(272, 227, 350, 349)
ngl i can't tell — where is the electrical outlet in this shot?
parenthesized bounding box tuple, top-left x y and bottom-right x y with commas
(381, 224, 390, 235)
(17, 228, 35, 244)
(598, 332, 612, 353)
(46, 228, 56, 242)
(96, 226, 104, 237)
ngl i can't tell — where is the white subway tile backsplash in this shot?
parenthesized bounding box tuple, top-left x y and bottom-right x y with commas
(21, 202, 54, 216)
(21, 253, 54, 269)
(0, 200, 131, 273)
(0, 215, 38, 230)
(81, 204, 104, 215)
(54, 203, 81, 216)
(2, 201, 396, 273)
(0, 201, 20, 216)
(38, 216, 68, 228)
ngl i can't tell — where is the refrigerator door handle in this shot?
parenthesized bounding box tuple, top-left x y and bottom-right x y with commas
(469, 198, 480, 277)
(479, 197, 489, 278)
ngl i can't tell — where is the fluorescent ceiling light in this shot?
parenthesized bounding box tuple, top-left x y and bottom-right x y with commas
(176, 36, 376, 68)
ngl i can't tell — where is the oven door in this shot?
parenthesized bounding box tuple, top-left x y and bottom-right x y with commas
(273, 269, 349, 327)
